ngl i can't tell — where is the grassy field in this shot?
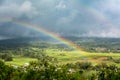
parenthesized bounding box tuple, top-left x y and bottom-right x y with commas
(5, 57, 37, 66)
(46, 49, 120, 67)
(5, 49, 120, 67)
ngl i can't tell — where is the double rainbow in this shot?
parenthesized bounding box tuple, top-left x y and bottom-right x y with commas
(0, 3, 114, 58)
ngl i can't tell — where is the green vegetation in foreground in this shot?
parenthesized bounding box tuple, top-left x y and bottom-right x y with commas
(1, 57, 120, 80)
(5, 57, 37, 66)
(1, 37, 120, 80)
(1, 48, 120, 80)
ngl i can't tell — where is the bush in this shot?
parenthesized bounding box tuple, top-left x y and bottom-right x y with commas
(0, 53, 13, 61)
(75, 62, 92, 70)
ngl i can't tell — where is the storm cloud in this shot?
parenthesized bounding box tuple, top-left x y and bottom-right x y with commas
(0, 0, 120, 38)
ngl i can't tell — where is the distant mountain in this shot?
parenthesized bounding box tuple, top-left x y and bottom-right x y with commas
(1, 36, 120, 44)
(0, 37, 53, 44)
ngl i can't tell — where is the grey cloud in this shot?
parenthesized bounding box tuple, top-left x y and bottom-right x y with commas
(0, 0, 120, 38)
(0, 1, 38, 18)
(86, 0, 120, 37)
(0, 0, 4, 5)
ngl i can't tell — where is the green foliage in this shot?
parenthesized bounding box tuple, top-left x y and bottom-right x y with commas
(75, 62, 92, 69)
(0, 53, 13, 61)
(106, 56, 120, 64)
(1, 59, 120, 80)
(97, 68, 120, 80)
(0, 37, 120, 80)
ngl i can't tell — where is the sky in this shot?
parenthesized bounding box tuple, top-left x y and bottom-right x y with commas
(0, 0, 120, 38)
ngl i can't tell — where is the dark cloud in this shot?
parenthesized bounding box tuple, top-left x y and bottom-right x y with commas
(0, 21, 41, 37)
(0, 0, 4, 5)
(0, 0, 120, 38)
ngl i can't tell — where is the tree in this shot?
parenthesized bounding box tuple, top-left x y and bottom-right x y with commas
(1, 53, 13, 61)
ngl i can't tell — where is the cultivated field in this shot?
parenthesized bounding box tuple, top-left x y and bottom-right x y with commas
(5, 49, 120, 67)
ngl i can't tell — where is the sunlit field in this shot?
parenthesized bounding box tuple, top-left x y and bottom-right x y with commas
(46, 49, 120, 67)
(5, 57, 37, 66)
(5, 49, 120, 67)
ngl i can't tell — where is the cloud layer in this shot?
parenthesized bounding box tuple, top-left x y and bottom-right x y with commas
(0, 0, 120, 38)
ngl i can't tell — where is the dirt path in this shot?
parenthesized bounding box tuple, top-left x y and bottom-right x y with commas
(96, 57, 107, 61)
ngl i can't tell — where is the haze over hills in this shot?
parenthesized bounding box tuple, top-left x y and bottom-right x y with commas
(0, 36, 120, 53)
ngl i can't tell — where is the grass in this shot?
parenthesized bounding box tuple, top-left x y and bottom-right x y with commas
(46, 49, 120, 66)
(5, 49, 120, 67)
(5, 57, 37, 66)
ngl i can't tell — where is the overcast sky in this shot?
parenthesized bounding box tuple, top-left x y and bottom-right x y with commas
(0, 0, 120, 38)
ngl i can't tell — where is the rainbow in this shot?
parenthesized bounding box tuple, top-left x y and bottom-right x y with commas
(0, 18, 90, 58)
(0, 3, 114, 59)
(80, 3, 115, 30)
(0, 4, 113, 51)
(0, 17, 83, 51)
